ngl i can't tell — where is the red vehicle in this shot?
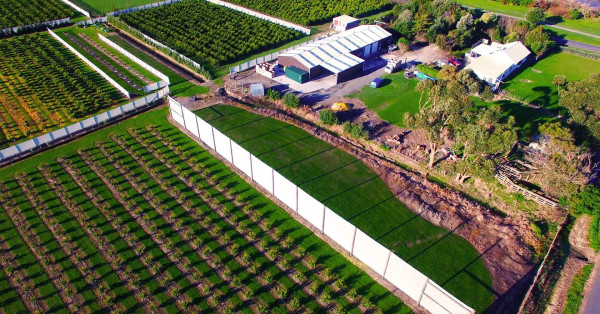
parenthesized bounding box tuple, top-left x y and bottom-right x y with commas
(448, 57, 462, 67)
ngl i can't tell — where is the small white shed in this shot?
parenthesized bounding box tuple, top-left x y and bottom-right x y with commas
(333, 15, 359, 32)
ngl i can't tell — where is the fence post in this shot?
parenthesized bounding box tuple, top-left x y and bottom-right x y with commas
(350, 227, 357, 256)
(229, 139, 234, 165)
(418, 278, 429, 305)
(321, 207, 326, 232)
(382, 251, 392, 278)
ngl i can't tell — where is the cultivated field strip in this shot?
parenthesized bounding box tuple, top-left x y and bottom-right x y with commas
(0, 108, 407, 313)
(0, 33, 122, 147)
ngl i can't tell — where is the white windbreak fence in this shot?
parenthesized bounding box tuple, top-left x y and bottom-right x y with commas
(168, 97, 476, 314)
(206, 0, 311, 35)
(1, 18, 70, 36)
(98, 34, 170, 85)
(48, 28, 131, 99)
(0, 87, 168, 162)
(60, 0, 90, 17)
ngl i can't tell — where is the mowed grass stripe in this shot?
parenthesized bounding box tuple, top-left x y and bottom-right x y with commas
(0, 267, 27, 312)
(195, 105, 494, 311)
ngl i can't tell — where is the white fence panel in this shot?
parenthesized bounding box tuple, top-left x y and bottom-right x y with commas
(213, 129, 233, 163)
(170, 99, 183, 115)
(352, 229, 391, 276)
(0, 18, 70, 36)
(182, 108, 200, 137)
(250, 155, 273, 194)
(171, 111, 185, 127)
(96, 112, 110, 123)
(50, 128, 69, 140)
(273, 171, 297, 212)
(297, 188, 325, 231)
(60, 0, 90, 17)
(231, 141, 252, 178)
(0, 146, 20, 159)
(48, 29, 131, 99)
(81, 117, 97, 129)
(17, 139, 36, 152)
(67, 123, 83, 134)
(108, 107, 123, 118)
(197, 118, 215, 149)
(421, 281, 473, 314)
(323, 208, 356, 252)
(35, 133, 53, 146)
(122, 102, 135, 113)
(384, 254, 429, 302)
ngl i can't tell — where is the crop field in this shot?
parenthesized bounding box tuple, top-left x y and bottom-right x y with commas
(54, 26, 161, 95)
(119, 0, 303, 68)
(347, 72, 421, 128)
(195, 105, 495, 311)
(502, 52, 600, 110)
(104, 35, 210, 97)
(0, 108, 408, 313)
(69, 0, 159, 15)
(0, 0, 75, 29)
(0, 33, 124, 149)
(221, 0, 390, 25)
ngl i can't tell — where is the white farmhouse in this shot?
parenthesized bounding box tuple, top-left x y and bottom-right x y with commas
(465, 40, 531, 90)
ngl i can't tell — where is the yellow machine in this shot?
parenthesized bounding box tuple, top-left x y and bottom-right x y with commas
(331, 102, 350, 111)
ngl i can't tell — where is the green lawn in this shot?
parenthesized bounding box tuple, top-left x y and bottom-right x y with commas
(545, 27, 600, 47)
(503, 52, 600, 110)
(69, 0, 158, 15)
(456, 0, 527, 17)
(106, 35, 209, 97)
(194, 105, 495, 312)
(0, 107, 409, 313)
(347, 72, 422, 128)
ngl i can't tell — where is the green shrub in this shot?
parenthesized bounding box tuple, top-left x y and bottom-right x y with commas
(481, 85, 494, 101)
(266, 89, 281, 100)
(319, 109, 338, 125)
(564, 264, 594, 314)
(343, 121, 369, 139)
(590, 215, 600, 251)
(283, 92, 300, 108)
(568, 9, 583, 20)
(416, 64, 439, 78)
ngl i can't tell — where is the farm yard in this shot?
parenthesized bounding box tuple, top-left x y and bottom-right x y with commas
(0, 0, 75, 29)
(118, 0, 304, 69)
(0, 33, 124, 149)
(347, 72, 422, 128)
(194, 105, 495, 311)
(0, 107, 408, 313)
(502, 52, 600, 110)
(220, 0, 390, 25)
(53, 26, 161, 95)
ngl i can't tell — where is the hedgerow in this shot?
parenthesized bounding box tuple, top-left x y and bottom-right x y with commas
(119, 0, 303, 68)
(222, 0, 390, 25)
(0, 0, 74, 29)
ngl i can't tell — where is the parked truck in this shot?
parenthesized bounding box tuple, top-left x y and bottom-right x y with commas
(384, 58, 402, 73)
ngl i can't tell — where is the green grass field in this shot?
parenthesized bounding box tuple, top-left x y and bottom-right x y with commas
(70, 0, 158, 15)
(0, 107, 408, 313)
(563, 264, 594, 314)
(106, 35, 209, 97)
(347, 72, 422, 128)
(503, 52, 600, 110)
(194, 105, 495, 311)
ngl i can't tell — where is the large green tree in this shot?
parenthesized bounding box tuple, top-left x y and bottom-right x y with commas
(559, 73, 600, 143)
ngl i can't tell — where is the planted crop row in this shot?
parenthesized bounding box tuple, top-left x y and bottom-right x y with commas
(219, 0, 389, 25)
(0, 107, 406, 312)
(0, 0, 74, 29)
(119, 0, 302, 67)
(0, 33, 123, 148)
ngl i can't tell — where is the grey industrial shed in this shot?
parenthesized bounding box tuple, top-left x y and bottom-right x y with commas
(278, 25, 392, 84)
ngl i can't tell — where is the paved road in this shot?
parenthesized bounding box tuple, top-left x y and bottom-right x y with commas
(583, 267, 600, 314)
(464, 6, 600, 51)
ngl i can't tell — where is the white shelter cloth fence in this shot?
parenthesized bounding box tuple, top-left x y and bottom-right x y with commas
(168, 97, 475, 314)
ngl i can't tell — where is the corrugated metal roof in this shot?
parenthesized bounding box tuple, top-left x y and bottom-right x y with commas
(279, 25, 391, 74)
